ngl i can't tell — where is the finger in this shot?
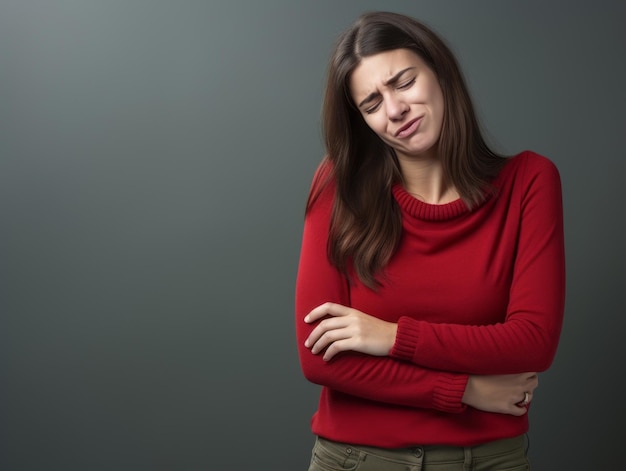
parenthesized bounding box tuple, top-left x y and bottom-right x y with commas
(323, 338, 354, 361)
(308, 321, 352, 354)
(305, 302, 350, 323)
(515, 392, 532, 408)
(311, 325, 355, 354)
(521, 392, 528, 405)
(305, 317, 348, 348)
(304, 303, 329, 323)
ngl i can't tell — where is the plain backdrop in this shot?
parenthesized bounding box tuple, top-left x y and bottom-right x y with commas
(1, 1, 624, 469)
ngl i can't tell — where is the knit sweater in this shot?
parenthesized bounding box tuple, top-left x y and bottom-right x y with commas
(295, 150, 565, 447)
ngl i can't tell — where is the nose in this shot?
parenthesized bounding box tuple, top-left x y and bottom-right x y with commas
(385, 95, 409, 121)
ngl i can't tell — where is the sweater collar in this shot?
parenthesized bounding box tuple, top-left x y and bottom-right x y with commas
(392, 183, 477, 221)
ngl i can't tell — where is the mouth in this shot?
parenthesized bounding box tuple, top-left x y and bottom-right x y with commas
(395, 116, 423, 138)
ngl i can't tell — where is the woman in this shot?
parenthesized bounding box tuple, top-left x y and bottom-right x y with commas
(295, 10, 565, 471)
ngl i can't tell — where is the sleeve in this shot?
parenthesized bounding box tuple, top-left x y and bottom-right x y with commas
(295, 164, 469, 413)
(390, 153, 566, 375)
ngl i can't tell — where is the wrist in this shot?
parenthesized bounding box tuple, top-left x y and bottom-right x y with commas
(386, 322, 398, 355)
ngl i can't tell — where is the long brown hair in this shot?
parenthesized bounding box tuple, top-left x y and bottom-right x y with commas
(307, 11, 506, 289)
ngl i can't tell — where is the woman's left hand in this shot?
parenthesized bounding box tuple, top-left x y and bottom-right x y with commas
(304, 302, 398, 361)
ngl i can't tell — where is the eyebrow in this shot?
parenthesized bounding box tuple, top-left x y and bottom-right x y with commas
(357, 67, 416, 108)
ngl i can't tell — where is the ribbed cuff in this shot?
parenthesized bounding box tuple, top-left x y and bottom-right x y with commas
(389, 316, 421, 362)
(433, 373, 468, 413)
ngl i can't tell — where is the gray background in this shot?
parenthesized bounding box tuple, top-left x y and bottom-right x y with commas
(1, 1, 624, 469)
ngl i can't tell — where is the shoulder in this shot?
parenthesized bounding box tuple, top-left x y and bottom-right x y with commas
(499, 150, 561, 188)
(505, 150, 559, 172)
(306, 157, 336, 215)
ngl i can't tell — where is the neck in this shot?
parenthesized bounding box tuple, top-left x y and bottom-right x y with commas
(397, 155, 459, 205)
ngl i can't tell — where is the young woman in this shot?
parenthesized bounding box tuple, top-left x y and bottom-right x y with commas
(295, 11, 565, 471)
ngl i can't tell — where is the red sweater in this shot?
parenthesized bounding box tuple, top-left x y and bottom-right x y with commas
(295, 151, 565, 447)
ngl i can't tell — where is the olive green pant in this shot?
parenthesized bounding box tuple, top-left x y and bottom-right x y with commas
(308, 434, 529, 471)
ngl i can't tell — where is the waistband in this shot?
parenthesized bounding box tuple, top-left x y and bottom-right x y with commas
(317, 434, 527, 464)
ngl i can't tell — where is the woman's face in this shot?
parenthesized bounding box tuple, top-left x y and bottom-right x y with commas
(349, 48, 444, 161)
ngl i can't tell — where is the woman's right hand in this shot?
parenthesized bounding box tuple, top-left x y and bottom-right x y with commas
(462, 373, 538, 416)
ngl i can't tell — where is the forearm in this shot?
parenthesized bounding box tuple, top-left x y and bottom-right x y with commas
(297, 323, 468, 413)
(391, 314, 562, 374)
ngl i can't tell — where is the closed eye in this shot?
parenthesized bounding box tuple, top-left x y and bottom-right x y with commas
(397, 78, 415, 90)
(364, 102, 382, 114)
(362, 75, 415, 114)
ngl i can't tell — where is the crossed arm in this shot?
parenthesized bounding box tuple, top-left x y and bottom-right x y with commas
(296, 155, 564, 417)
(303, 302, 537, 415)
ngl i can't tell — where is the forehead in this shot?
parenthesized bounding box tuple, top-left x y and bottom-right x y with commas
(349, 48, 426, 98)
